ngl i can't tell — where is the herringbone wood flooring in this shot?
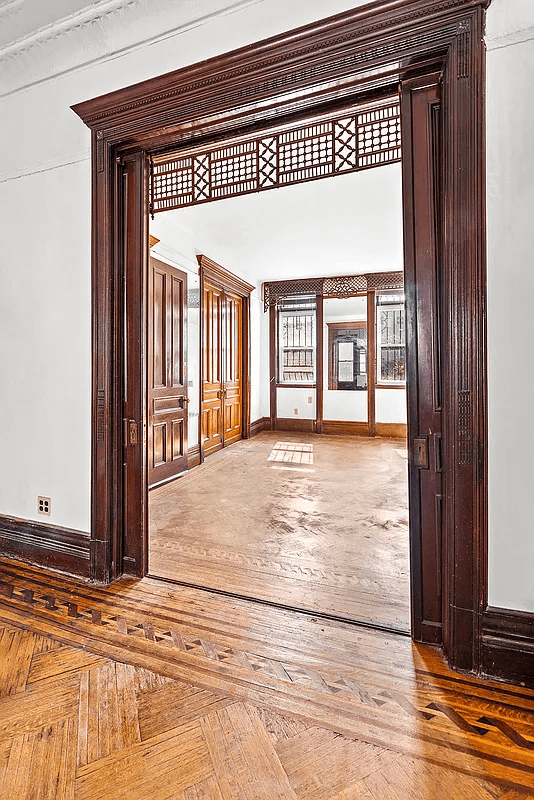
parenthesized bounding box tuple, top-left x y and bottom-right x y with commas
(1, 558, 534, 798)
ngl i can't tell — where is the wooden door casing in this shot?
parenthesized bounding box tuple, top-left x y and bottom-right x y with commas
(148, 257, 188, 487)
(76, 1, 489, 680)
(223, 291, 243, 447)
(200, 256, 253, 461)
(202, 282, 244, 455)
(402, 75, 443, 645)
(202, 280, 224, 457)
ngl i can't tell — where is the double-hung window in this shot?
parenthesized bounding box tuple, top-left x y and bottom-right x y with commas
(376, 292, 406, 384)
(278, 297, 316, 384)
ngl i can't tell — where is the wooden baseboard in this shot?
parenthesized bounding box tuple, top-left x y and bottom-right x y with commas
(275, 418, 316, 433)
(262, 417, 272, 432)
(250, 418, 265, 437)
(375, 422, 407, 439)
(481, 607, 534, 687)
(188, 444, 201, 468)
(0, 515, 91, 578)
(322, 420, 369, 436)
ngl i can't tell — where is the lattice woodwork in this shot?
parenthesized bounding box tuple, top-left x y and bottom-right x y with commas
(151, 101, 401, 214)
(263, 271, 403, 311)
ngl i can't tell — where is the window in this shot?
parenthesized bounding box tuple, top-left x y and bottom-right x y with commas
(376, 293, 405, 383)
(327, 322, 367, 390)
(278, 297, 316, 384)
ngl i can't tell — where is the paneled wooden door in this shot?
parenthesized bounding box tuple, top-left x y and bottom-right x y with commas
(202, 280, 243, 457)
(148, 256, 188, 487)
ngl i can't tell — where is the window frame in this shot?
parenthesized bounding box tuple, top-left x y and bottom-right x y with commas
(376, 295, 406, 387)
(327, 321, 368, 391)
(277, 299, 317, 387)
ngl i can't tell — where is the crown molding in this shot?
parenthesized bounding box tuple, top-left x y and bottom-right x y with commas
(486, 24, 534, 51)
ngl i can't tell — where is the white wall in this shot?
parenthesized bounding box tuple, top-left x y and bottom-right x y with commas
(375, 390, 406, 424)
(276, 388, 316, 420)
(486, 0, 534, 612)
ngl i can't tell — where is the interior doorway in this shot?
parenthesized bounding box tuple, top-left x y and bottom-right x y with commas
(72, 0, 488, 675)
(145, 138, 413, 632)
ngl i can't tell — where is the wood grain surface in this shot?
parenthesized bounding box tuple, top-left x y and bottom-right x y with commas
(149, 432, 410, 630)
(0, 557, 534, 797)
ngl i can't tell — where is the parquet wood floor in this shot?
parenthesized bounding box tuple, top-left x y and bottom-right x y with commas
(149, 432, 410, 630)
(1, 558, 534, 797)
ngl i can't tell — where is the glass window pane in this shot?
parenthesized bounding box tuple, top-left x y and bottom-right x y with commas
(338, 361, 354, 382)
(338, 341, 353, 360)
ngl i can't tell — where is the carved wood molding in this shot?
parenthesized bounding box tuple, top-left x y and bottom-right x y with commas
(263, 271, 403, 311)
(150, 100, 401, 213)
(72, 0, 489, 141)
(74, 0, 490, 680)
(197, 255, 255, 297)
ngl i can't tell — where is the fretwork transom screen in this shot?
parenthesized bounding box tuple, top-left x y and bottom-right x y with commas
(151, 100, 401, 214)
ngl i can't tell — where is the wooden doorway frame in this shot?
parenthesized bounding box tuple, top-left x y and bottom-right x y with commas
(72, 0, 488, 675)
(197, 255, 254, 464)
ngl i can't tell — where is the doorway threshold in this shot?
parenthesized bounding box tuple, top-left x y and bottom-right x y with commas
(147, 573, 411, 638)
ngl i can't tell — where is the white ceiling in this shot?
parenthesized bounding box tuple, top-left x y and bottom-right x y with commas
(150, 162, 404, 287)
(0, 0, 102, 50)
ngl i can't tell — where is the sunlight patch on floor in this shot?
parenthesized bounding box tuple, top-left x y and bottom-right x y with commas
(267, 441, 314, 464)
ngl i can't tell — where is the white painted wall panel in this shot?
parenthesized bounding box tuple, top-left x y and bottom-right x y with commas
(375, 389, 406, 424)
(276, 388, 316, 420)
(486, 4, 534, 612)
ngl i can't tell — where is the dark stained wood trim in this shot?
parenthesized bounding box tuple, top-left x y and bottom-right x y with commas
(69, 0, 490, 679)
(269, 304, 277, 430)
(322, 420, 369, 436)
(481, 607, 534, 688)
(250, 418, 265, 437)
(0, 516, 91, 578)
(121, 153, 149, 578)
(316, 295, 324, 434)
(275, 419, 316, 434)
(367, 289, 377, 437)
(376, 383, 406, 389)
(375, 422, 407, 438)
(262, 416, 273, 432)
(188, 444, 201, 469)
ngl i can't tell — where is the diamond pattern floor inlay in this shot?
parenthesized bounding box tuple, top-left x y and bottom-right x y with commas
(0, 558, 534, 797)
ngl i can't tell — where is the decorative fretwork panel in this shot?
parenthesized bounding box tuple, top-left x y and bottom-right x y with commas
(263, 271, 403, 311)
(151, 100, 401, 213)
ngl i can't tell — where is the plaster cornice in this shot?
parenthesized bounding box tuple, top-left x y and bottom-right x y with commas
(0, 0, 266, 100)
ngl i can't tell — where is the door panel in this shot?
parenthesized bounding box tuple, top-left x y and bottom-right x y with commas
(223, 292, 243, 446)
(402, 76, 443, 644)
(202, 281, 224, 456)
(202, 281, 244, 455)
(148, 257, 188, 487)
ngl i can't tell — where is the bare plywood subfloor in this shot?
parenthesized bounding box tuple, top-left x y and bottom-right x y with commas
(149, 432, 410, 631)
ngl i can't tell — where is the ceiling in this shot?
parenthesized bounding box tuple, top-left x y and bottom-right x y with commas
(0, 0, 103, 50)
(150, 161, 404, 287)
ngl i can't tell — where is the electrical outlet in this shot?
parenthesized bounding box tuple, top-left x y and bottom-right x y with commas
(294, 408, 299, 415)
(308, 396, 312, 403)
(38, 496, 51, 516)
